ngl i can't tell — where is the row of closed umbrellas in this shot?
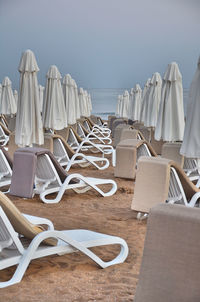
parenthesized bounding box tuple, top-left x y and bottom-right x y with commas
(116, 62, 185, 142)
(1, 49, 93, 147)
(117, 57, 200, 160)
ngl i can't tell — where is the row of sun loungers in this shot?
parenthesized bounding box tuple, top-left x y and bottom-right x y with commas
(0, 114, 200, 300)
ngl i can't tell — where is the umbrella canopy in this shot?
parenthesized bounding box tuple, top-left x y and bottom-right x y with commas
(84, 90, 91, 117)
(73, 79, 81, 120)
(155, 62, 185, 141)
(38, 85, 44, 112)
(79, 87, 86, 117)
(140, 78, 151, 122)
(42, 65, 67, 130)
(13, 90, 18, 107)
(116, 95, 123, 117)
(180, 57, 200, 158)
(0, 76, 17, 115)
(121, 90, 129, 118)
(15, 49, 44, 147)
(62, 74, 76, 125)
(128, 88, 134, 119)
(132, 84, 142, 121)
(144, 72, 162, 127)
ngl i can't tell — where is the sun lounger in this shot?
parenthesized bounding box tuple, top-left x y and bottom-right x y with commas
(52, 134, 109, 170)
(134, 203, 200, 302)
(0, 147, 13, 188)
(76, 121, 112, 145)
(131, 156, 200, 216)
(9, 148, 117, 203)
(162, 142, 200, 182)
(114, 139, 156, 179)
(0, 192, 128, 288)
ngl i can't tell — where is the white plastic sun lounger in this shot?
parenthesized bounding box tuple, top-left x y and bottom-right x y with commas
(53, 137, 109, 171)
(0, 202, 128, 287)
(77, 122, 112, 145)
(0, 149, 12, 188)
(67, 128, 113, 154)
(0, 125, 9, 146)
(83, 119, 111, 137)
(34, 154, 117, 203)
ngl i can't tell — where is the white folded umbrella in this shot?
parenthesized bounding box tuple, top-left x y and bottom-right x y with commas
(13, 90, 18, 107)
(132, 84, 142, 121)
(62, 74, 76, 125)
(15, 49, 44, 147)
(180, 57, 200, 158)
(144, 72, 162, 127)
(73, 79, 81, 120)
(42, 65, 67, 130)
(121, 90, 129, 118)
(140, 78, 151, 122)
(0, 76, 17, 115)
(155, 62, 185, 141)
(38, 85, 44, 113)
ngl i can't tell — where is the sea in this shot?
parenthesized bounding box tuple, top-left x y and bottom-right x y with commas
(88, 88, 189, 120)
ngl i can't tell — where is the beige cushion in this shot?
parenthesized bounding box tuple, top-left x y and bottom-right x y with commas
(0, 192, 56, 246)
(134, 203, 200, 302)
(161, 142, 184, 167)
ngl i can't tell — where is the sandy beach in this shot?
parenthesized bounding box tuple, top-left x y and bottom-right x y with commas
(0, 155, 146, 302)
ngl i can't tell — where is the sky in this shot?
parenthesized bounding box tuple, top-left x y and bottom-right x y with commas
(0, 0, 200, 90)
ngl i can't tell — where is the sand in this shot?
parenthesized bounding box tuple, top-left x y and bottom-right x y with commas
(0, 156, 147, 302)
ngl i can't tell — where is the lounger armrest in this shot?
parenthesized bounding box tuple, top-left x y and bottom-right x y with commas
(22, 214, 54, 230)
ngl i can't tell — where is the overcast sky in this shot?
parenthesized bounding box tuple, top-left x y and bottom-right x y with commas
(0, 0, 200, 90)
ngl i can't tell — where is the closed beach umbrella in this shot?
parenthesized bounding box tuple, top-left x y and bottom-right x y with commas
(132, 84, 142, 121)
(0, 76, 17, 115)
(79, 87, 86, 117)
(180, 56, 200, 157)
(145, 72, 162, 127)
(121, 90, 129, 118)
(84, 90, 90, 117)
(15, 49, 44, 147)
(128, 88, 134, 119)
(42, 65, 67, 130)
(38, 85, 44, 112)
(155, 62, 185, 141)
(73, 79, 81, 120)
(140, 78, 151, 122)
(0, 84, 2, 101)
(116, 95, 123, 117)
(13, 90, 18, 107)
(62, 74, 76, 125)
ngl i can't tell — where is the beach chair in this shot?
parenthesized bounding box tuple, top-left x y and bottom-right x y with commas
(114, 139, 156, 179)
(76, 121, 112, 145)
(81, 118, 111, 139)
(161, 142, 200, 183)
(9, 148, 117, 203)
(85, 117, 110, 131)
(52, 135, 109, 171)
(0, 148, 12, 188)
(0, 122, 10, 146)
(0, 192, 128, 288)
(134, 203, 200, 301)
(132, 156, 200, 219)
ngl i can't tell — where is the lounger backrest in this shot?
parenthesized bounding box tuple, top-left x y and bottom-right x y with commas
(77, 123, 86, 139)
(67, 129, 79, 148)
(183, 158, 198, 174)
(0, 149, 12, 176)
(53, 138, 70, 163)
(0, 206, 24, 253)
(83, 120, 91, 132)
(36, 154, 62, 186)
(168, 167, 187, 205)
(137, 143, 152, 161)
